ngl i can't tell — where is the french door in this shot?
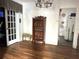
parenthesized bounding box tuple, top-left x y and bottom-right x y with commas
(6, 10, 17, 45)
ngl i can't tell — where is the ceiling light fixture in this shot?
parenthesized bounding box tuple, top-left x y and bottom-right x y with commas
(35, 0, 53, 8)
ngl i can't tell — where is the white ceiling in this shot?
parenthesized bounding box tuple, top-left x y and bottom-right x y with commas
(12, 0, 34, 4)
(13, 0, 34, 2)
(12, 0, 79, 5)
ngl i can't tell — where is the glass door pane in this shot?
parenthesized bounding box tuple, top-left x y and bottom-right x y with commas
(7, 10, 16, 45)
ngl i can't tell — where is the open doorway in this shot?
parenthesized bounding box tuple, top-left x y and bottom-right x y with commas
(58, 8, 77, 47)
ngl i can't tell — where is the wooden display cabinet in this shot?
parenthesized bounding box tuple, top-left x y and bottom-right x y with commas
(32, 16, 46, 44)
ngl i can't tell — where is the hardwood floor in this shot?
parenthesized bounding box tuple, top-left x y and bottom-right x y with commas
(0, 40, 79, 59)
(58, 36, 72, 47)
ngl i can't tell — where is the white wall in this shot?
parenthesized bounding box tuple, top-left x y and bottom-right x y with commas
(73, 8, 79, 48)
(59, 0, 79, 8)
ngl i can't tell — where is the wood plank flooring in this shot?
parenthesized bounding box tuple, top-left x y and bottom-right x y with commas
(0, 40, 79, 59)
(58, 36, 72, 47)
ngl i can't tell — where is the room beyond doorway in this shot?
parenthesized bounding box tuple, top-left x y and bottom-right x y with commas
(58, 8, 77, 47)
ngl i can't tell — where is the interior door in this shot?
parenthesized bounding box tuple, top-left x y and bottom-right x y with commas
(16, 13, 22, 42)
(6, 10, 17, 45)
